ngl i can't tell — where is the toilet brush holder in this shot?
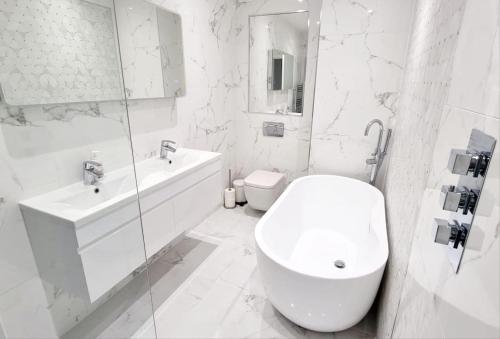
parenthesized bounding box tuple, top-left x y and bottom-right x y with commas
(224, 188, 236, 209)
(224, 169, 236, 209)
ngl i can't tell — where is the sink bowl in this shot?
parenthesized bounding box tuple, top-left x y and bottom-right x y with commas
(57, 175, 137, 210)
(135, 149, 213, 188)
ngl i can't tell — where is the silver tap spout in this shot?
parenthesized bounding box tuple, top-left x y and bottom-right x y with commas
(160, 140, 177, 160)
(364, 119, 384, 156)
(364, 119, 392, 186)
(83, 160, 104, 186)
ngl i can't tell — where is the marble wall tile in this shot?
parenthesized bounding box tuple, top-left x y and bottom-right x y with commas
(0, 278, 58, 338)
(140, 0, 239, 174)
(308, 0, 414, 182)
(447, 0, 499, 119)
(157, 9, 186, 98)
(379, 0, 499, 337)
(232, 112, 312, 181)
(0, 0, 412, 336)
(0, 0, 123, 105)
(115, 0, 165, 99)
(374, 0, 467, 336)
(228, 0, 320, 182)
(0, 0, 239, 336)
(0, 320, 5, 339)
(392, 109, 499, 338)
(0, 103, 137, 337)
(2, 0, 496, 338)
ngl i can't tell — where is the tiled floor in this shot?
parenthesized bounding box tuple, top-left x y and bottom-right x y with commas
(137, 206, 376, 339)
(65, 205, 376, 338)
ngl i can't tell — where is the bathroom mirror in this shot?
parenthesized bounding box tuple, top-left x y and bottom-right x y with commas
(0, 0, 185, 106)
(248, 11, 315, 115)
(115, 0, 186, 100)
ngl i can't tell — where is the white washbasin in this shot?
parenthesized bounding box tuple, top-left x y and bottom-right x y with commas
(20, 148, 221, 226)
(19, 147, 222, 303)
(56, 175, 137, 210)
(135, 149, 215, 188)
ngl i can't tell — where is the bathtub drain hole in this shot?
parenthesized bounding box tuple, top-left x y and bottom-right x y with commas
(334, 260, 345, 269)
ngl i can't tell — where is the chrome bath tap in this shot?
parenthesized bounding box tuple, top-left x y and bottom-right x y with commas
(364, 119, 392, 185)
(160, 140, 177, 160)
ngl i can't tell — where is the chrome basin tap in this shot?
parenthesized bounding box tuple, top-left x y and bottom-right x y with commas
(83, 160, 104, 186)
(364, 119, 392, 185)
(160, 140, 177, 160)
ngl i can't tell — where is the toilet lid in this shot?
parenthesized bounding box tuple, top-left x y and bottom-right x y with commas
(244, 170, 285, 189)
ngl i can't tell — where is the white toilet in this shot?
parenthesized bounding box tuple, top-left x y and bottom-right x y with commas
(244, 170, 286, 211)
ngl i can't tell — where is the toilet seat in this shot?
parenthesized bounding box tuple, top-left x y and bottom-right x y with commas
(244, 170, 286, 211)
(244, 170, 285, 189)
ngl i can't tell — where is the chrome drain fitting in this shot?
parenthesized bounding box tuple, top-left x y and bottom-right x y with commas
(334, 260, 346, 269)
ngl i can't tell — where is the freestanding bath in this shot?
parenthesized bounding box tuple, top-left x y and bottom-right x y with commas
(255, 175, 388, 332)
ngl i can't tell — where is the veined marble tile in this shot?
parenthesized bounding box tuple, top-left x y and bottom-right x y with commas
(0, 0, 124, 105)
(376, 0, 468, 336)
(308, 0, 414, 182)
(0, 0, 238, 335)
(229, 0, 321, 182)
(133, 206, 376, 339)
(385, 1, 500, 337)
(115, 0, 165, 99)
(0, 320, 5, 339)
(0, 278, 58, 338)
(447, 0, 500, 119)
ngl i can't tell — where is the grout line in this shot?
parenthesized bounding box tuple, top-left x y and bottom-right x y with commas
(446, 105, 500, 121)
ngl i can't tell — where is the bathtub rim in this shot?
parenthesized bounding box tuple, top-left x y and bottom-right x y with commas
(254, 174, 389, 281)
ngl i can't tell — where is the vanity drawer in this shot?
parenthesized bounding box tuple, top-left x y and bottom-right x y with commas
(174, 171, 221, 233)
(75, 200, 141, 248)
(141, 198, 176, 259)
(78, 218, 146, 302)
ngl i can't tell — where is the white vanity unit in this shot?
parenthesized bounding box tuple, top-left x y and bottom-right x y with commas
(20, 148, 222, 302)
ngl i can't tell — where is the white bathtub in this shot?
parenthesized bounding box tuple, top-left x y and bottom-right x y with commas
(255, 175, 388, 332)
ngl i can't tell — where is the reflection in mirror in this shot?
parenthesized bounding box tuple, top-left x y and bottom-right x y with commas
(115, 0, 186, 100)
(249, 11, 311, 115)
(269, 50, 295, 91)
(0, 0, 186, 106)
(0, 0, 124, 105)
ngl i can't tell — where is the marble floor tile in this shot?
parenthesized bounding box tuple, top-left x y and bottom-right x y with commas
(66, 206, 376, 338)
(141, 206, 376, 339)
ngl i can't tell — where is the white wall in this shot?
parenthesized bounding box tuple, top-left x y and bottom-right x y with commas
(0, 0, 123, 105)
(0, 102, 133, 338)
(230, 0, 321, 182)
(378, 0, 500, 338)
(382, 0, 500, 337)
(115, 0, 165, 99)
(3, 0, 498, 338)
(309, 0, 414, 182)
(0, 0, 237, 336)
(375, 0, 468, 335)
